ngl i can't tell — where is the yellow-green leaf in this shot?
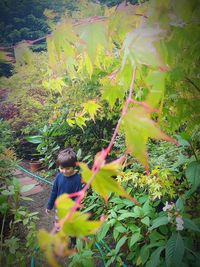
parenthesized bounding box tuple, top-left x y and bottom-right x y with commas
(63, 211, 102, 237)
(122, 107, 176, 170)
(145, 71, 166, 108)
(14, 42, 33, 65)
(82, 100, 101, 121)
(79, 161, 131, 200)
(122, 27, 164, 68)
(55, 194, 75, 219)
(78, 21, 108, 60)
(101, 75, 126, 109)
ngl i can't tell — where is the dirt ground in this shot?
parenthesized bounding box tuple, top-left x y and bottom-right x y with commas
(19, 161, 55, 231)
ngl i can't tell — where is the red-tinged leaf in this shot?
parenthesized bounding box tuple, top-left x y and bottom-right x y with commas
(0, 51, 14, 63)
(122, 107, 177, 171)
(82, 100, 101, 121)
(122, 26, 165, 68)
(79, 161, 133, 201)
(145, 71, 166, 108)
(63, 211, 102, 237)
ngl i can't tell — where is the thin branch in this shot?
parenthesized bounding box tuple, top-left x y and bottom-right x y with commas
(51, 67, 138, 233)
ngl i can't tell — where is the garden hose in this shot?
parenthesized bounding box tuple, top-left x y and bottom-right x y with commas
(16, 164, 53, 185)
(16, 164, 126, 267)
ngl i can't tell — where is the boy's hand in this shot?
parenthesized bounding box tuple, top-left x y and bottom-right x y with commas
(45, 208, 51, 214)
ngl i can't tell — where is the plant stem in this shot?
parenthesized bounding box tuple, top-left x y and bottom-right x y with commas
(0, 213, 6, 256)
(52, 67, 137, 233)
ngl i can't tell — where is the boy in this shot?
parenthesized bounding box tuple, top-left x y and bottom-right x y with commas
(46, 148, 82, 242)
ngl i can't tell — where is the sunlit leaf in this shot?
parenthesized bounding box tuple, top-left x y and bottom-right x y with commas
(122, 107, 176, 170)
(55, 194, 102, 237)
(79, 160, 132, 201)
(145, 71, 166, 108)
(63, 211, 102, 237)
(101, 73, 126, 109)
(75, 115, 88, 129)
(77, 21, 108, 60)
(82, 100, 101, 121)
(122, 27, 164, 69)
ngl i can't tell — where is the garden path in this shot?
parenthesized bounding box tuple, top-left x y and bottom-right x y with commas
(13, 163, 54, 231)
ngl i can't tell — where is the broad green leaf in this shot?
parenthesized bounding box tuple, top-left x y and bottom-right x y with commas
(78, 21, 108, 61)
(115, 225, 127, 233)
(55, 194, 75, 219)
(82, 100, 101, 121)
(141, 216, 150, 226)
(166, 233, 184, 267)
(145, 71, 166, 108)
(122, 27, 164, 68)
(56, 194, 102, 237)
(122, 107, 176, 170)
(26, 135, 43, 144)
(63, 211, 102, 237)
(118, 212, 137, 221)
(146, 246, 165, 267)
(20, 184, 35, 193)
(79, 161, 131, 201)
(101, 74, 126, 109)
(97, 222, 110, 242)
(140, 245, 150, 265)
(183, 218, 200, 232)
(149, 216, 168, 231)
(129, 232, 142, 247)
(185, 161, 200, 189)
(115, 236, 127, 254)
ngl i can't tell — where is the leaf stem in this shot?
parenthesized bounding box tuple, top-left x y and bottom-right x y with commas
(52, 67, 138, 233)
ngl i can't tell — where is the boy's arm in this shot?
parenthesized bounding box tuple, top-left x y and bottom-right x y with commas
(46, 176, 58, 210)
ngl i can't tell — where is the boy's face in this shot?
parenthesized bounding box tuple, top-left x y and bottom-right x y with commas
(59, 166, 74, 176)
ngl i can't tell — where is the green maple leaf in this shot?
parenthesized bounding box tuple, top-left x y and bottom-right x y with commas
(63, 212, 102, 237)
(101, 74, 126, 109)
(79, 160, 131, 201)
(122, 27, 164, 68)
(55, 194, 102, 237)
(122, 107, 176, 171)
(82, 100, 101, 121)
(78, 21, 108, 60)
(145, 71, 166, 108)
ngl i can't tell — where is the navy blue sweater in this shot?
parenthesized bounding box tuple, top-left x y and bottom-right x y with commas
(47, 172, 82, 210)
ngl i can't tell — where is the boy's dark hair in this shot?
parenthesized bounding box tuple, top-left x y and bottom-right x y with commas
(57, 148, 77, 168)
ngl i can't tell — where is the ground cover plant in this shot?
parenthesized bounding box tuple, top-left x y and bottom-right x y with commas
(0, 0, 199, 266)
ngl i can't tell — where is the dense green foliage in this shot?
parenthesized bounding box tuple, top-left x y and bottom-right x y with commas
(0, 0, 199, 266)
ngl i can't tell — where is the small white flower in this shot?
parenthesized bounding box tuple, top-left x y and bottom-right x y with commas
(176, 216, 184, 231)
(163, 201, 172, 212)
(176, 224, 184, 231)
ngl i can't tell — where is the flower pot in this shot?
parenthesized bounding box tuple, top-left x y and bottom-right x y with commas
(29, 161, 42, 172)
